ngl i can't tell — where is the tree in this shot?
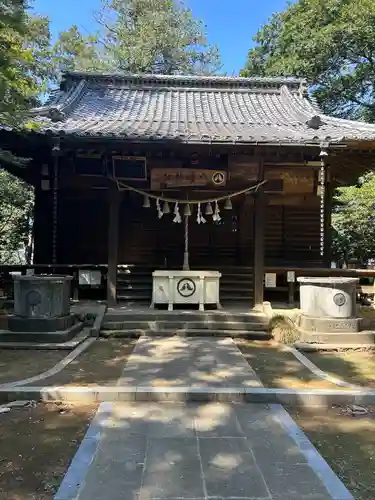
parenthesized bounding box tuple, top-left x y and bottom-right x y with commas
(332, 173, 375, 265)
(52, 0, 221, 75)
(0, 1, 50, 263)
(0, 1, 51, 131)
(240, 0, 375, 121)
(0, 170, 34, 264)
(52, 25, 108, 75)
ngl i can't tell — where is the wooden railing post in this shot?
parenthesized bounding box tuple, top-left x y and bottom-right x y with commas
(253, 187, 266, 309)
(107, 181, 121, 307)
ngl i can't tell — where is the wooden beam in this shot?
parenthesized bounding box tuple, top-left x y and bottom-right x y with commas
(107, 181, 121, 306)
(253, 186, 266, 309)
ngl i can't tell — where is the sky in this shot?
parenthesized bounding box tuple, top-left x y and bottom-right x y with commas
(32, 0, 290, 75)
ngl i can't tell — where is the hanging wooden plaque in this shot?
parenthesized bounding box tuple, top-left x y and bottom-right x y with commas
(265, 167, 315, 194)
(150, 168, 227, 189)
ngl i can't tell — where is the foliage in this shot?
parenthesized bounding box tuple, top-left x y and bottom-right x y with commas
(332, 172, 375, 264)
(240, 0, 375, 121)
(0, 169, 34, 264)
(0, 0, 51, 129)
(51, 25, 108, 75)
(52, 0, 222, 75)
(0, 1, 51, 262)
(270, 315, 300, 344)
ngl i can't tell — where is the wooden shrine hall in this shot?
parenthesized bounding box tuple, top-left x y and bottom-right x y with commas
(3, 71, 375, 309)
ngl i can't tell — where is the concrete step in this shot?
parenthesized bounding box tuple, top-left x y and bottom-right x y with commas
(104, 311, 269, 324)
(102, 320, 268, 331)
(0, 322, 84, 344)
(300, 330, 375, 345)
(101, 328, 271, 339)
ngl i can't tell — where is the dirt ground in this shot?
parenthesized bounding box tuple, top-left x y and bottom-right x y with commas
(27, 339, 136, 387)
(306, 350, 375, 387)
(236, 340, 346, 390)
(291, 405, 375, 500)
(0, 402, 98, 500)
(0, 350, 66, 385)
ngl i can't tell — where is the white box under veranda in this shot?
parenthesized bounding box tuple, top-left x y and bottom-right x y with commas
(151, 270, 222, 311)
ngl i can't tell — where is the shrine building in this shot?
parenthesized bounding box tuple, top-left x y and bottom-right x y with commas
(3, 71, 375, 309)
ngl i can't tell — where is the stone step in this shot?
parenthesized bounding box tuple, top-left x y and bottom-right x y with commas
(300, 330, 375, 345)
(0, 322, 84, 344)
(104, 311, 269, 323)
(101, 329, 271, 339)
(102, 320, 268, 331)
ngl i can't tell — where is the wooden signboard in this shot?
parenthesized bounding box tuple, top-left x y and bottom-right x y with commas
(112, 156, 147, 181)
(265, 168, 315, 194)
(150, 168, 227, 189)
(229, 156, 260, 183)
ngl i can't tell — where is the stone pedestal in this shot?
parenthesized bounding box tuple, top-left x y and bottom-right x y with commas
(151, 270, 221, 311)
(297, 277, 361, 340)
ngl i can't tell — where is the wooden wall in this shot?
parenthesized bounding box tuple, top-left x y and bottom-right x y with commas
(117, 191, 246, 267)
(32, 146, 325, 268)
(265, 204, 322, 267)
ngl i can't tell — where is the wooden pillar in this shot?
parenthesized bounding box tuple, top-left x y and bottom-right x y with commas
(253, 187, 266, 309)
(107, 181, 121, 306)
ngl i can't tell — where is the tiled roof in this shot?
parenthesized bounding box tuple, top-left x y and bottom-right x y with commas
(30, 72, 375, 145)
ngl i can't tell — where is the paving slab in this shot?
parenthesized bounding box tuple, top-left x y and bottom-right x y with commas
(57, 402, 352, 500)
(117, 336, 262, 388)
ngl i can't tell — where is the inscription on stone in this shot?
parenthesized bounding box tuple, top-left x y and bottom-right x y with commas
(326, 322, 354, 332)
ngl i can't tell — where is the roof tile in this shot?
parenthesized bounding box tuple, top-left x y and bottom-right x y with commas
(31, 72, 375, 145)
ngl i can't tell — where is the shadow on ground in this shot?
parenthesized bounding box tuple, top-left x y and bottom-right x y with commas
(72, 402, 343, 500)
(0, 402, 97, 499)
(291, 405, 375, 500)
(27, 339, 137, 387)
(237, 340, 375, 390)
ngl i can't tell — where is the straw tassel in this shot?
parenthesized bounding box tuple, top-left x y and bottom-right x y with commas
(173, 202, 182, 223)
(156, 198, 163, 219)
(212, 200, 221, 222)
(196, 203, 206, 224)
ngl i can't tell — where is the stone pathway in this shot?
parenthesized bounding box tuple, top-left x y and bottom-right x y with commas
(54, 337, 354, 500)
(118, 337, 262, 388)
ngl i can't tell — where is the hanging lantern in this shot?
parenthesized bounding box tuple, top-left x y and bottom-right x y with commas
(205, 202, 213, 215)
(162, 200, 170, 214)
(224, 197, 232, 210)
(143, 195, 151, 208)
(184, 203, 192, 216)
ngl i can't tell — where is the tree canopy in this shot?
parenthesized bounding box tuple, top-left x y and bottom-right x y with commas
(52, 0, 222, 76)
(0, 1, 48, 262)
(240, 0, 375, 121)
(0, 0, 221, 263)
(0, 0, 51, 130)
(332, 173, 375, 265)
